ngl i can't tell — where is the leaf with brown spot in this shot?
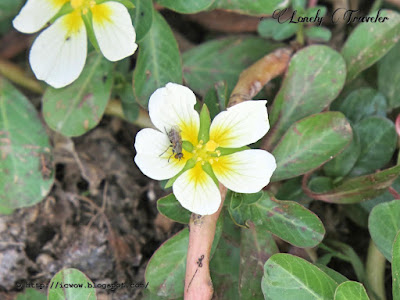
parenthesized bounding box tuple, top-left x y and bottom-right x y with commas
(0, 79, 54, 213)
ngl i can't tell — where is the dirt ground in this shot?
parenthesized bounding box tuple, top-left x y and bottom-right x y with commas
(0, 115, 184, 299)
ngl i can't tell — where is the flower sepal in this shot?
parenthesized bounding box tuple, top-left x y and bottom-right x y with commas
(201, 162, 218, 186)
(164, 158, 197, 189)
(97, 0, 135, 9)
(216, 146, 250, 156)
(198, 104, 211, 144)
(81, 12, 100, 51)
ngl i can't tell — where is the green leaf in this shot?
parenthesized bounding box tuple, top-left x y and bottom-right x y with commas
(307, 164, 400, 204)
(271, 112, 352, 182)
(48, 268, 96, 300)
(0, 0, 24, 34)
(269, 46, 346, 144)
(323, 129, 361, 178)
(228, 191, 325, 247)
(316, 264, 348, 284)
(239, 223, 279, 299)
(183, 37, 281, 96)
(308, 176, 334, 193)
(133, 11, 182, 107)
(157, 194, 191, 224)
(16, 289, 46, 300)
(276, 177, 312, 206)
(42, 53, 113, 136)
(378, 41, 400, 110)
(258, 19, 298, 41)
(262, 253, 338, 299)
(210, 211, 240, 299)
(131, 0, 154, 41)
(334, 281, 369, 300)
(369, 200, 400, 261)
(333, 88, 387, 124)
(393, 230, 400, 300)
(146, 219, 223, 298)
(145, 229, 188, 297)
(304, 26, 332, 42)
(213, 0, 289, 16)
(156, 0, 215, 13)
(0, 79, 54, 213)
(341, 9, 400, 82)
(321, 240, 365, 283)
(349, 117, 396, 177)
(203, 81, 227, 119)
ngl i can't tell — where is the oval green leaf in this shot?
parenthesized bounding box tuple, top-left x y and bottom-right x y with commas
(268, 45, 346, 144)
(262, 253, 338, 300)
(333, 88, 387, 124)
(157, 193, 191, 224)
(271, 112, 352, 182)
(349, 117, 396, 177)
(239, 223, 279, 299)
(213, 0, 289, 16)
(334, 281, 369, 300)
(0, 79, 54, 213)
(156, 0, 215, 13)
(146, 220, 223, 298)
(306, 164, 400, 204)
(369, 200, 400, 261)
(145, 229, 188, 297)
(42, 53, 113, 137)
(16, 288, 46, 300)
(228, 191, 325, 247)
(47, 268, 96, 300)
(131, 0, 154, 41)
(323, 129, 361, 178)
(393, 230, 400, 300)
(183, 37, 281, 96)
(133, 11, 182, 107)
(341, 9, 400, 82)
(378, 40, 400, 110)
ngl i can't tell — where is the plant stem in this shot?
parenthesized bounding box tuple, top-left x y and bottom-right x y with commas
(227, 48, 292, 108)
(366, 240, 386, 300)
(0, 59, 44, 94)
(184, 185, 227, 299)
(105, 98, 154, 129)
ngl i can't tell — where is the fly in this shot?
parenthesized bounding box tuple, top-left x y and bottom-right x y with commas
(160, 126, 184, 162)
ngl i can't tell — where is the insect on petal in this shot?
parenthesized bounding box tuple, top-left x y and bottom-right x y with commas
(92, 1, 138, 61)
(149, 83, 200, 146)
(134, 128, 185, 180)
(210, 100, 270, 148)
(13, 0, 69, 34)
(29, 11, 87, 88)
(173, 164, 221, 215)
(212, 149, 276, 193)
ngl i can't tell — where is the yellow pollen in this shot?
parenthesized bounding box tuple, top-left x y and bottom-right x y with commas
(205, 140, 219, 152)
(209, 159, 214, 164)
(70, 0, 95, 14)
(197, 157, 202, 162)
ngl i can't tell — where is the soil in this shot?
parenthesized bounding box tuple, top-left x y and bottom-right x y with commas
(0, 116, 183, 299)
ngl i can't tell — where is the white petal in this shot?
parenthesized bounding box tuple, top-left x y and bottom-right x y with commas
(92, 1, 137, 61)
(210, 100, 270, 148)
(134, 128, 185, 180)
(173, 164, 221, 215)
(13, 0, 67, 34)
(29, 12, 87, 88)
(213, 149, 276, 193)
(149, 83, 200, 145)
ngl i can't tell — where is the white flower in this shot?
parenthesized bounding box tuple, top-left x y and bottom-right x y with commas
(13, 0, 137, 88)
(134, 83, 277, 216)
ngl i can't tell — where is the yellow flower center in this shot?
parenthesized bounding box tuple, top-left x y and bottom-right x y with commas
(70, 0, 96, 14)
(192, 140, 221, 165)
